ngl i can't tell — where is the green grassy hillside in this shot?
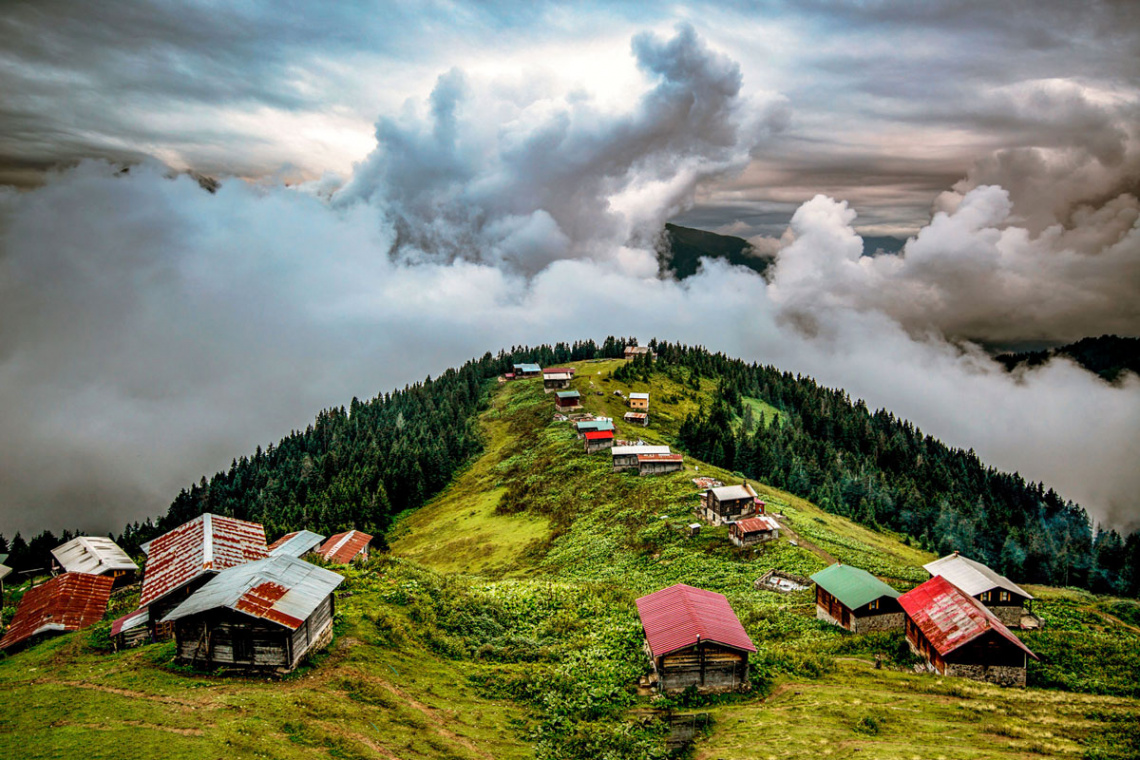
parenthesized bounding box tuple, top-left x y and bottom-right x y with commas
(1, 361, 1138, 759)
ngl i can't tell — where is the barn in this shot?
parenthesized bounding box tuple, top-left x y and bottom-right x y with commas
(584, 430, 615, 453)
(729, 515, 780, 546)
(899, 575, 1037, 687)
(554, 390, 583, 412)
(810, 563, 904, 633)
(923, 552, 1037, 628)
(267, 530, 326, 559)
(317, 530, 373, 564)
(611, 445, 672, 472)
(51, 536, 138, 588)
(137, 513, 269, 637)
(0, 572, 114, 652)
(163, 555, 343, 673)
(636, 583, 755, 693)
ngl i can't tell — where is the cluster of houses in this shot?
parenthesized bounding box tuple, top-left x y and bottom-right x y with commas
(0, 516, 372, 674)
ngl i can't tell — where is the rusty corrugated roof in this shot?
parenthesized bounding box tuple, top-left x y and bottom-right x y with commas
(138, 513, 268, 608)
(110, 607, 149, 637)
(898, 576, 1036, 660)
(733, 515, 780, 533)
(637, 453, 683, 462)
(0, 573, 113, 651)
(318, 530, 373, 564)
(636, 584, 756, 658)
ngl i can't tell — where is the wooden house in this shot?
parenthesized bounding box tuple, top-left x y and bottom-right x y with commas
(624, 345, 655, 359)
(636, 584, 756, 693)
(575, 419, 615, 437)
(542, 367, 575, 392)
(51, 536, 138, 588)
(163, 555, 343, 673)
(267, 530, 325, 559)
(0, 572, 114, 653)
(512, 363, 542, 378)
(637, 452, 684, 476)
(728, 515, 780, 546)
(628, 392, 649, 410)
(612, 445, 672, 472)
(317, 530, 372, 564)
(923, 552, 1037, 628)
(110, 607, 151, 650)
(554, 390, 583, 412)
(584, 430, 615, 453)
(899, 575, 1037, 687)
(623, 411, 648, 427)
(701, 484, 760, 525)
(810, 563, 904, 633)
(138, 513, 269, 638)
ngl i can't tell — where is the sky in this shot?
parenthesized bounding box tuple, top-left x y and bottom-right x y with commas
(0, 1, 1138, 537)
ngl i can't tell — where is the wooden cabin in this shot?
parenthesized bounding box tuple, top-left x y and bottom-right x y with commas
(584, 430, 615, 453)
(111, 607, 151, 651)
(612, 445, 672, 472)
(575, 419, 614, 437)
(0, 573, 114, 653)
(163, 555, 343, 673)
(701, 484, 759, 525)
(923, 552, 1037, 628)
(729, 515, 780, 546)
(623, 411, 648, 427)
(628, 392, 649, 410)
(512, 363, 542, 378)
(810, 563, 904, 633)
(554, 390, 583, 412)
(636, 584, 755, 693)
(637, 452, 684, 476)
(624, 345, 655, 359)
(51, 536, 138, 589)
(317, 530, 372, 564)
(542, 367, 574, 392)
(899, 575, 1037, 687)
(138, 513, 269, 638)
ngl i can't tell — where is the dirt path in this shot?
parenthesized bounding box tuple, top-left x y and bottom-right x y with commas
(1083, 606, 1140, 635)
(773, 516, 837, 564)
(50, 719, 204, 736)
(33, 679, 210, 710)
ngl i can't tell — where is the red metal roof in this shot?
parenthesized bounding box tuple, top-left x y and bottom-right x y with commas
(635, 584, 756, 658)
(584, 430, 614, 440)
(318, 530, 373, 564)
(138, 513, 268, 608)
(734, 516, 780, 533)
(0, 573, 113, 651)
(543, 367, 575, 374)
(637, 453, 684, 462)
(898, 576, 1036, 660)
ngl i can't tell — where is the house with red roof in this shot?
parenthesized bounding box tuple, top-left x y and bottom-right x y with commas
(0, 572, 113, 652)
(728, 515, 780, 547)
(635, 583, 756, 693)
(898, 575, 1038, 687)
(584, 429, 615, 454)
(317, 530, 372, 564)
(138, 513, 269, 637)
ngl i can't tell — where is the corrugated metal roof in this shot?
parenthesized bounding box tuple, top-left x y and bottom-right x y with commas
(636, 584, 756, 658)
(710, 485, 754, 501)
(623, 412, 647, 420)
(138, 514, 268, 608)
(576, 420, 615, 432)
(899, 576, 1036, 660)
(734, 515, 780, 533)
(543, 372, 572, 381)
(513, 363, 541, 373)
(543, 367, 575, 375)
(111, 607, 149, 636)
(268, 530, 326, 558)
(0, 563, 12, 582)
(555, 390, 580, 399)
(922, 553, 1033, 600)
(810, 563, 900, 609)
(318, 530, 373, 564)
(629, 393, 649, 400)
(51, 536, 138, 576)
(584, 430, 614, 440)
(612, 445, 671, 456)
(161, 555, 344, 631)
(0, 573, 114, 650)
(637, 453, 683, 462)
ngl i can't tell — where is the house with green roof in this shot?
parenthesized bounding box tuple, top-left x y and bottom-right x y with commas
(810, 563, 904, 633)
(554, 389, 582, 412)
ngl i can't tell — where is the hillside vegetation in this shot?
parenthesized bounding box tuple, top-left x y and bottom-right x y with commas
(3, 357, 1139, 759)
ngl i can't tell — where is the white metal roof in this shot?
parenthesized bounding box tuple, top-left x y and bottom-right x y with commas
(629, 392, 649, 400)
(161, 555, 344, 630)
(922, 553, 1033, 600)
(543, 372, 571, 381)
(51, 536, 138, 575)
(611, 445, 671, 456)
(710, 485, 755, 501)
(268, 530, 325, 558)
(0, 564, 12, 582)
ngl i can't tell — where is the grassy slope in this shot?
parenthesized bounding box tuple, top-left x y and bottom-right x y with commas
(2, 360, 1138, 759)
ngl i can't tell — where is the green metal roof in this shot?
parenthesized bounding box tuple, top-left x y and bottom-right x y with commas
(810, 563, 900, 609)
(555, 390, 580, 398)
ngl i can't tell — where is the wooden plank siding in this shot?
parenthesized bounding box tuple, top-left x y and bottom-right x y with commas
(656, 642, 749, 692)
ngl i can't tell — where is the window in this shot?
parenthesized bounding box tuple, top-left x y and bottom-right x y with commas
(980, 591, 992, 603)
(868, 599, 880, 611)
(999, 591, 1010, 602)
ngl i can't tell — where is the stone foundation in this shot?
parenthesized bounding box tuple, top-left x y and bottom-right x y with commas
(945, 663, 1027, 688)
(851, 612, 904, 634)
(984, 604, 1026, 628)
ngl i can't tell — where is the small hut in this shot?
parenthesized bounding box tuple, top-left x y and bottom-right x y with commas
(810, 563, 904, 633)
(637, 452, 684, 476)
(584, 430, 615, 453)
(0, 573, 114, 653)
(317, 530, 372, 564)
(554, 390, 583, 412)
(624, 345, 655, 359)
(163, 555, 343, 673)
(922, 552, 1037, 628)
(899, 575, 1037, 687)
(111, 607, 151, 650)
(612, 445, 672, 472)
(636, 584, 755, 693)
(729, 515, 780, 547)
(267, 530, 326, 559)
(629, 392, 649, 410)
(542, 367, 574, 392)
(51, 536, 138, 588)
(623, 411, 648, 427)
